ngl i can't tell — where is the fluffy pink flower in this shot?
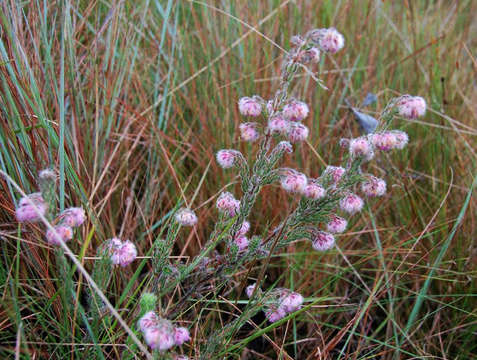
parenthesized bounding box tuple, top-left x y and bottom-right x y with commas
(143, 318, 175, 351)
(371, 132, 397, 151)
(298, 47, 320, 64)
(287, 123, 309, 143)
(175, 208, 198, 226)
(290, 35, 306, 47)
(15, 193, 46, 222)
(318, 28, 345, 53)
(237, 221, 250, 236)
(238, 96, 262, 117)
(59, 207, 86, 227)
(324, 166, 346, 183)
(280, 169, 307, 193)
(234, 235, 249, 251)
(246, 283, 259, 298)
(276, 141, 293, 154)
(304, 181, 326, 200)
(239, 122, 260, 142)
(173, 327, 190, 346)
(107, 238, 137, 267)
(268, 115, 290, 134)
(138, 311, 159, 332)
(280, 291, 304, 312)
(340, 193, 364, 214)
(216, 192, 240, 217)
(311, 231, 335, 251)
(327, 215, 347, 234)
(46, 225, 73, 245)
(283, 100, 309, 122)
(361, 176, 387, 197)
(391, 130, 409, 149)
(349, 137, 374, 160)
(397, 96, 426, 119)
(216, 149, 241, 169)
(265, 306, 287, 323)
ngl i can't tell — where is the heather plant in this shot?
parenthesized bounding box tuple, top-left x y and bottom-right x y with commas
(122, 26, 427, 357)
(7, 25, 429, 359)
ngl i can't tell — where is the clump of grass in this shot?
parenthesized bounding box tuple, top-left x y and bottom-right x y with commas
(1, 1, 476, 359)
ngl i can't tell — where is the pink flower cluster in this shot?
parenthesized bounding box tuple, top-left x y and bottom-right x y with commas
(266, 289, 304, 323)
(339, 193, 364, 214)
(303, 181, 326, 200)
(311, 230, 335, 251)
(280, 169, 308, 193)
(175, 208, 198, 227)
(216, 149, 242, 169)
(370, 131, 409, 151)
(397, 95, 426, 119)
(245, 285, 303, 322)
(216, 192, 240, 217)
(16, 192, 47, 222)
(46, 207, 86, 245)
(239, 122, 260, 142)
(14, 170, 87, 246)
(349, 137, 374, 161)
(236, 96, 311, 150)
(238, 96, 263, 117)
(307, 27, 345, 54)
(326, 215, 348, 234)
(361, 176, 387, 197)
(138, 311, 190, 351)
(233, 221, 250, 251)
(106, 238, 137, 267)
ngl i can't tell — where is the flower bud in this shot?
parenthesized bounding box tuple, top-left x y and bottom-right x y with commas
(283, 100, 309, 122)
(311, 230, 335, 251)
(361, 176, 387, 197)
(280, 169, 307, 193)
(397, 96, 426, 119)
(238, 96, 262, 117)
(287, 123, 309, 143)
(239, 122, 260, 142)
(140, 293, 158, 313)
(339, 193, 364, 214)
(216, 149, 242, 169)
(46, 225, 73, 245)
(175, 208, 198, 226)
(326, 215, 347, 234)
(16, 193, 46, 222)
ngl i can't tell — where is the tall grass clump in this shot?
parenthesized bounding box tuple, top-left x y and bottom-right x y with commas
(1, 1, 476, 359)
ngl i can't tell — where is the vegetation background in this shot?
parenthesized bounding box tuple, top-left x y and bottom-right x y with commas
(0, 0, 476, 358)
